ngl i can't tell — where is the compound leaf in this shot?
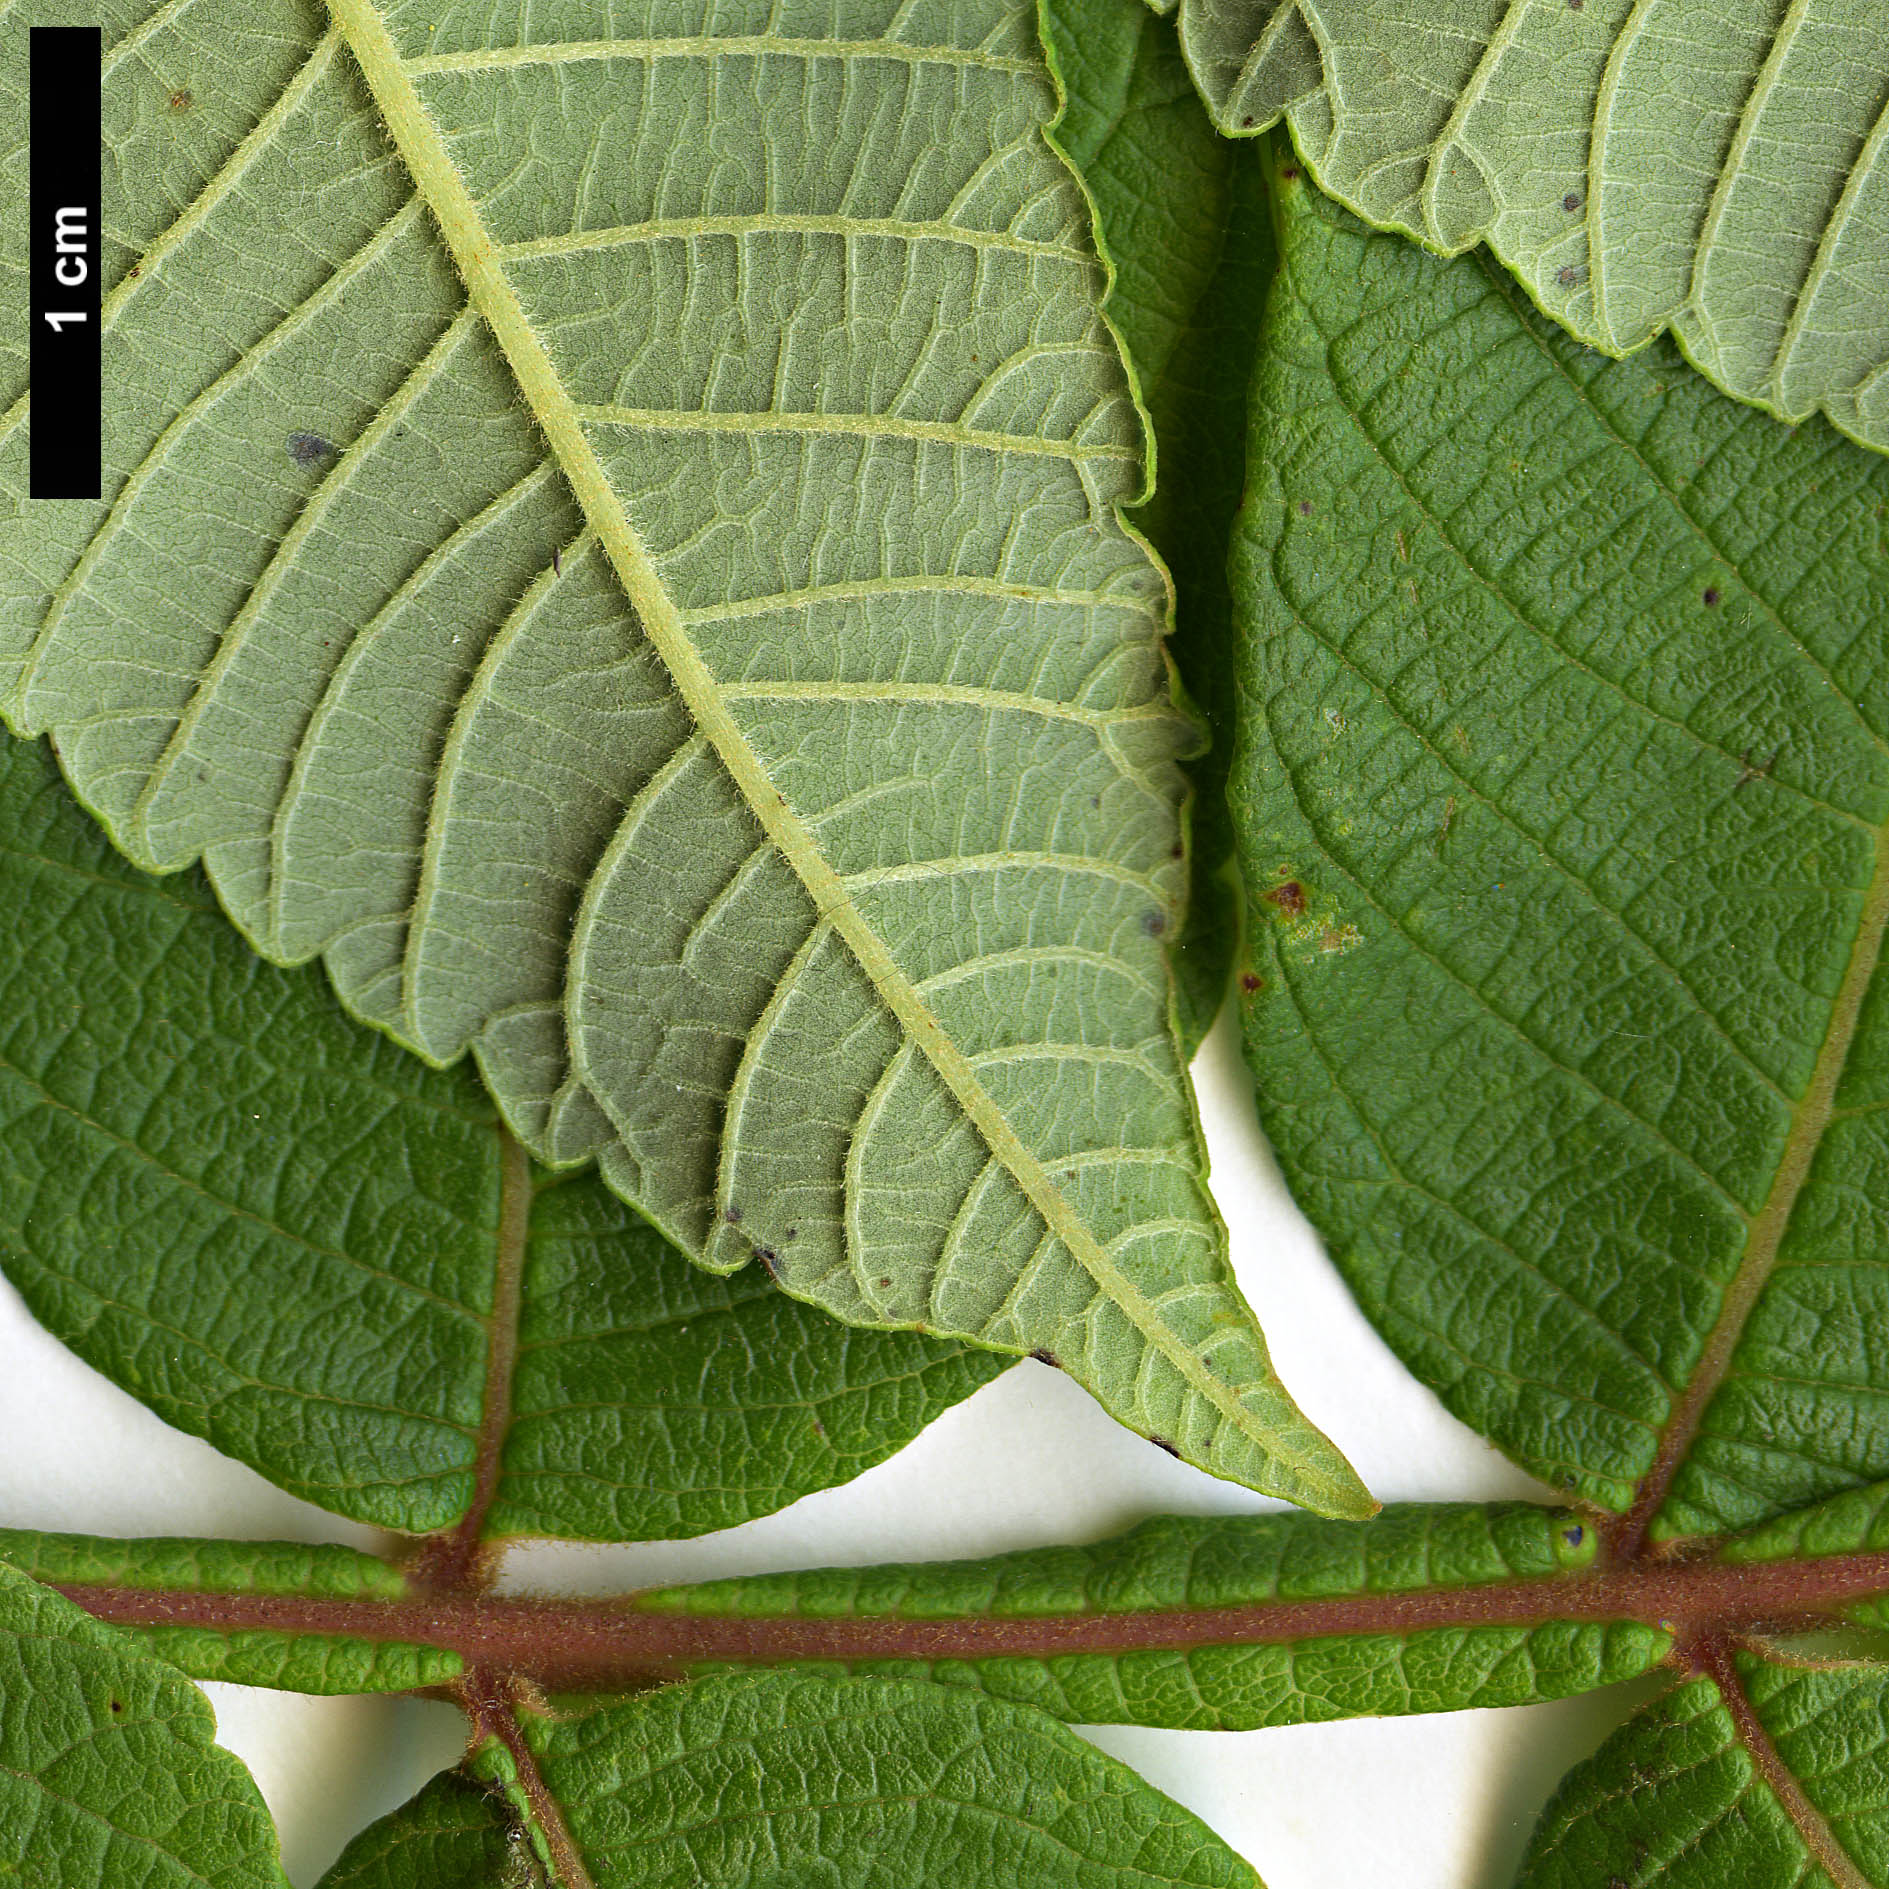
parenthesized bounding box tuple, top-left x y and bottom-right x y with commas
(0, 0, 1362, 1516)
(624, 1501, 1667, 1729)
(1231, 150, 1889, 1544)
(0, 730, 1001, 1540)
(1175, 0, 1889, 454)
(0, 1560, 288, 1887)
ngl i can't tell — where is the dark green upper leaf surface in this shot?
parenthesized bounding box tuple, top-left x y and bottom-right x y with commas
(0, 1560, 288, 1887)
(629, 1500, 1665, 1730)
(1232, 153, 1889, 1537)
(518, 1670, 1261, 1889)
(318, 1772, 545, 1889)
(1043, 0, 1272, 1049)
(1518, 1655, 1889, 1889)
(0, 731, 998, 1537)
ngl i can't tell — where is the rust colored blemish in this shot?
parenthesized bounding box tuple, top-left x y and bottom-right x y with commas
(1029, 1349, 1060, 1369)
(1263, 880, 1306, 917)
(1280, 165, 1300, 181)
(755, 1248, 781, 1279)
(168, 88, 193, 111)
(1239, 971, 1264, 994)
(1562, 192, 1581, 212)
(1151, 1438, 1183, 1460)
(1703, 586, 1721, 606)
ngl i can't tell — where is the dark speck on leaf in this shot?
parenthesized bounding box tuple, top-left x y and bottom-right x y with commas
(784, 1227, 798, 1240)
(1280, 165, 1299, 182)
(724, 1205, 742, 1225)
(286, 431, 334, 468)
(109, 1698, 123, 1713)
(1561, 1524, 1584, 1548)
(1239, 971, 1263, 994)
(1030, 1349, 1060, 1369)
(877, 1276, 893, 1290)
(1152, 1438, 1182, 1460)
(168, 88, 192, 111)
(1563, 192, 1581, 212)
(1703, 586, 1721, 606)
(1263, 880, 1306, 917)
(756, 1247, 780, 1277)
(1297, 499, 1313, 516)
(1143, 909, 1167, 937)
(1171, 840, 1185, 859)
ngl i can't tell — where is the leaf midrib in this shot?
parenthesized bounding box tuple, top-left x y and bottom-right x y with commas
(321, 0, 1347, 1502)
(1620, 824, 1889, 1549)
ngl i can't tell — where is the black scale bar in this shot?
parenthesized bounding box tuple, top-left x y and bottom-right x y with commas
(29, 26, 102, 502)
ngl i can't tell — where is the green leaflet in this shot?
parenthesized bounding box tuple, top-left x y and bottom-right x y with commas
(0, 1560, 288, 1887)
(0, 0, 1364, 1518)
(627, 1502, 1668, 1729)
(319, 1773, 546, 1889)
(1172, 0, 1889, 455)
(1231, 151, 1889, 1539)
(1518, 1657, 1889, 1889)
(0, 732, 1001, 1538)
(515, 1670, 1262, 1889)
(1041, 0, 1273, 1050)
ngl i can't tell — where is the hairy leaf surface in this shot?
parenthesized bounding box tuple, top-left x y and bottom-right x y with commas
(627, 1501, 1668, 1728)
(1232, 153, 1889, 1541)
(0, 0, 1362, 1514)
(1174, 0, 1889, 454)
(514, 1670, 1262, 1889)
(0, 1529, 467, 1694)
(0, 1561, 288, 1886)
(0, 732, 1000, 1538)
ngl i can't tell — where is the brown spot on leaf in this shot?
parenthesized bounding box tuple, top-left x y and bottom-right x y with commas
(1297, 498, 1313, 516)
(1151, 1438, 1182, 1459)
(1239, 971, 1263, 994)
(1030, 1349, 1060, 1368)
(168, 88, 193, 111)
(1702, 586, 1721, 606)
(1143, 909, 1168, 937)
(1280, 165, 1300, 181)
(1563, 192, 1581, 212)
(286, 431, 335, 468)
(723, 1205, 742, 1225)
(1263, 880, 1306, 917)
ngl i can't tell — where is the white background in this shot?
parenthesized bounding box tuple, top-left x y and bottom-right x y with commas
(0, 1010, 1642, 1887)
